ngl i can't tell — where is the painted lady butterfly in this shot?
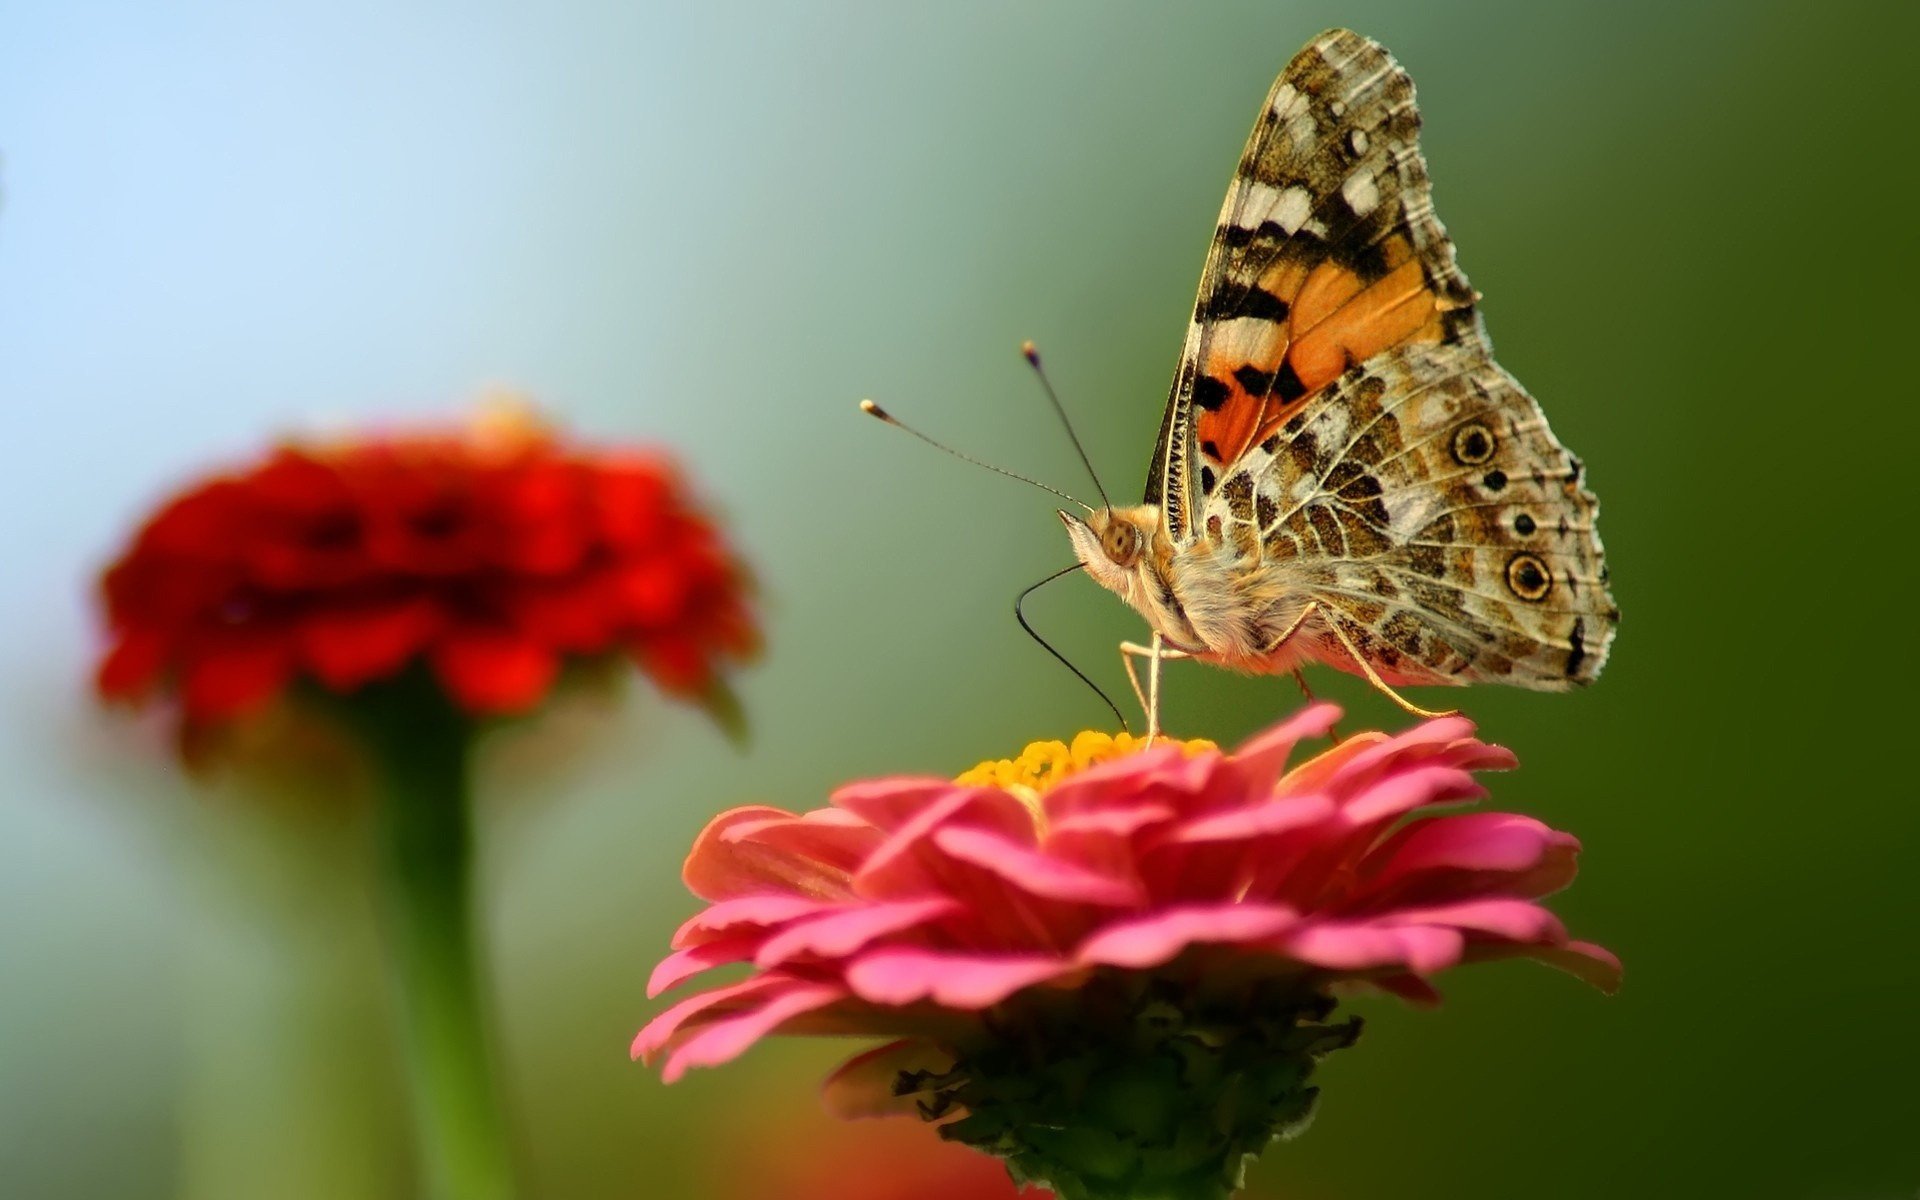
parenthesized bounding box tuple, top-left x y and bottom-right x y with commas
(1059, 29, 1617, 728)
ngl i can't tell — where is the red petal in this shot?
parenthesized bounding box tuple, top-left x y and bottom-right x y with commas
(490, 462, 588, 574)
(592, 459, 671, 550)
(180, 635, 294, 720)
(298, 597, 442, 691)
(140, 481, 251, 559)
(430, 628, 558, 714)
(613, 556, 691, 627)
(96, 628, 170, 699)
(249, 449, 352, 517)
(637, 634, 708, 695)
(503, 575, 617, 653)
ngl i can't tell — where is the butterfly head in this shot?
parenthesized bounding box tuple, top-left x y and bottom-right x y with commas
(1060, 505, 1159, 597)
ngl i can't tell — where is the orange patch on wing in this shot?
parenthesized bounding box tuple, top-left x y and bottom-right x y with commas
(1194, 237, 1443, 472)
(1193, 261, 1313, 468)
(1290, 263, 1365, 335)
(1376, 232, 1417, 272)
(1194, 366, 1269, 467)
(1258, 260, 1314, 309)
(1289, 259, 1438, 386)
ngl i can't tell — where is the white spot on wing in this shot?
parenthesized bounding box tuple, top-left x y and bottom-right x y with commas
(1270, 83, 1305, 119)
(1285, 112, 1319, 149)
(1341, 171, 1379, 217)
(1211, 316, 1284, 359)
(1274, 186, 1313, 235)
(1234, 179, 1282, 229)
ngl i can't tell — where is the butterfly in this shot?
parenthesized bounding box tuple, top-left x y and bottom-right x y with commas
(1060, 28, 1617, 730)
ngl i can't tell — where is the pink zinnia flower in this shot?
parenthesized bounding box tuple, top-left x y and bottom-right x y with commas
(635, 705, 1617, 1200)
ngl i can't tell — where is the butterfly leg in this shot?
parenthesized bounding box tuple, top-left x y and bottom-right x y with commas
(1119, 634, 1190, 744)
(1321, 616, 1459, 720)
(1288, 667, 1346, 742)
(1290, 668, 1315, 702)
(1258, 604, 1342, 737)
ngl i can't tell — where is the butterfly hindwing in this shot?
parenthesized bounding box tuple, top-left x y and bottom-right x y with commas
(1149, 28, 1482, 541)
(1218, 341, 1615, 688)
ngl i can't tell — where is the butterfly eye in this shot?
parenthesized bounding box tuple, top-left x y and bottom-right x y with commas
(1102, 523, 1139, 565)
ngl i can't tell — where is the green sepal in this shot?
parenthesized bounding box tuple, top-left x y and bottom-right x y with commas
(923, 975, 1361, 1200)
(697, 675, 749, 746)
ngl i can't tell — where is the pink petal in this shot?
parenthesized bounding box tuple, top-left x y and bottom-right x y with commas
(683, 806, 878, 903)
(1048, 803, 1176, 841)
(756, 898, 960, 968)
(1042, 744, 1218, 823)
(659, 983, 847, 1083)
(1554, 940, 1624, 993)
(853, 789, 1040, 899)
(1077, 903, 1300, 969)
(845, 948, 1073, 1009)
(1300, 717, 1509, 800)
(1379, 897, 1566, 943)
(1274, 732, 1391, 796)
(930, 826, 1143, 906)
(722, 808, 883, 868)
(1229, 702, 1344, 791)
(1363, 813, 1581, 903)
(1282, 921, 1465, 976)
(1338, 717, 1481, 778)
(1046, 804, 1175, 884)
(1341, 765, 1486, 826)
(682, 807, 833, 901)
(831, 778, 966, 832)
(1172, 793, 1336, 844)
(1374, 813, 1571, 876)
(1364, 972, 1444, 1006)
(820, 1038, 956, 1120)
(631, 975, 793, 1063)
(671, 893, 838, 948)
(648, 936, 761, 997)
(1469, 938, 1623, 994)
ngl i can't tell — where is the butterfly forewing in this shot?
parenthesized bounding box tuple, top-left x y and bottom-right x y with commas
(1149, 28, 1483, 540)
(1146, 28, 1615, 691)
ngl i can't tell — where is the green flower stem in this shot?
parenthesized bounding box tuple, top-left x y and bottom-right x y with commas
(361, 692, 516, 1200)
(177, 801, 397, 1200)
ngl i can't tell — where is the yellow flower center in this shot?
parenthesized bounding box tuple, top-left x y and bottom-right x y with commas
(956, 730, 1216, 794)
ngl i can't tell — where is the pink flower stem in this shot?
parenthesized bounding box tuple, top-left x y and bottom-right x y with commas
(361, 690, 516, 1200)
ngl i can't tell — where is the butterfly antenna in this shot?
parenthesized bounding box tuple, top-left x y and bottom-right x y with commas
(1021, 341, 1112, 512)
(859, 400, 1093, 513)
(1017, 564, 1129, 733)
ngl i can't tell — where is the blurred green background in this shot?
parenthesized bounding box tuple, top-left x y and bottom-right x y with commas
(4, 0, 1917, 1196)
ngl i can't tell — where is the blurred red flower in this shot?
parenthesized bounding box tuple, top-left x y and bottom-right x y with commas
(96, 403, 757, 733)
